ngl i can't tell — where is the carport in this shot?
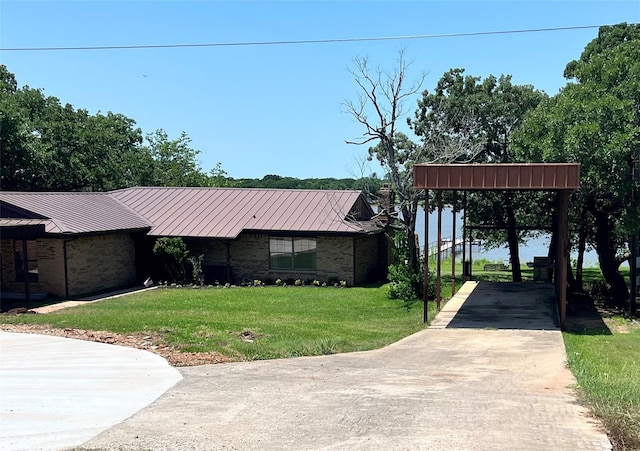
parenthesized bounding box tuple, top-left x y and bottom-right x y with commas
(413, 163, 581, 329)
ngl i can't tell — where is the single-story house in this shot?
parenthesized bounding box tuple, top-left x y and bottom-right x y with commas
(0, 188, 391, 300)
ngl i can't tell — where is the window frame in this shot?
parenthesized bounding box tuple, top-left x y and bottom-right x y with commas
(269, 236, 317, 270)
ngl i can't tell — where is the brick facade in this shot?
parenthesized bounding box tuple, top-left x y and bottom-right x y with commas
(66, 234, 137, 297)
(185, 232, 388, 286)
(1, 238, 66, 297)
(1, 233, 137, 299)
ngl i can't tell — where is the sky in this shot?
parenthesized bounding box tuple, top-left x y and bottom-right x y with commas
(1, 1, 639, 181)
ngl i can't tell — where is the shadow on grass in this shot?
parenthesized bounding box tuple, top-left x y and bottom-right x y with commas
(565, 291, 612, 336)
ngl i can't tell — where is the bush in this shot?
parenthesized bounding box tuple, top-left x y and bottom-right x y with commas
(386, 230, 433, 303)
(188, 254, 204, 286)
(153, 237, 188, 283)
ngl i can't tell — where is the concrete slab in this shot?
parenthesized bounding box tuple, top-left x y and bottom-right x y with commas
(81, 281, 611, 451)
(431, 281, 559, 330)
(0, 332, 182, 451)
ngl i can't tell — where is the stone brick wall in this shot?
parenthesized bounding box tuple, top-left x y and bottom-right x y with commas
(182, 233, 388, 287)
(316, 236, 354, 285)
(66, 233, 136, 297)
(1, 238, 66, 297)
(229, 233, 270, 282)
(354, 234, 385, 285)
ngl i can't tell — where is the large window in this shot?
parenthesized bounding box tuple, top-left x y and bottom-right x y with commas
(269, 237, 316, 270)
(14, 240, 38, 282)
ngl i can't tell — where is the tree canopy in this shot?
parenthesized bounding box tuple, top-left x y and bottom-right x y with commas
(0, 66, 220, 191)
(512, 23, 640, 304)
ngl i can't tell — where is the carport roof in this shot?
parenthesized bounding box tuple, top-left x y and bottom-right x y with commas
(413, 163, 580, 190)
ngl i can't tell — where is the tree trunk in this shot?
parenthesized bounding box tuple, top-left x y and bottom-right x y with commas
(592, 209, 630, 305)
(576, 227, 586, 289)
(504, 193, 522, 282)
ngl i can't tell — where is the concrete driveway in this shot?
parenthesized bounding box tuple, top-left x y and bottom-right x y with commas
(0, 333, 182, 451)
(79, 281, 611, 451)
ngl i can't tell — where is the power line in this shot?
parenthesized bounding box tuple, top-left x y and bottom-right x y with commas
(1, 24, 633, 52)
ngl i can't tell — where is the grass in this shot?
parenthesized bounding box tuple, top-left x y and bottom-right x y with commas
(0, 284, 436, 361)
(564, 317, 640, 450)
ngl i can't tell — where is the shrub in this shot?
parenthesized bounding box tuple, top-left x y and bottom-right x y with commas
(386, 230, 432, 303)
(294, 279, 303, 286)
(275, 278, 283, 286)
(188, 254, 204, 286)
(153, 237, 188, 283)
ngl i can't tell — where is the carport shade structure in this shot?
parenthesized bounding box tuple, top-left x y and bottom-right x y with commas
(413, 163, 581, 329)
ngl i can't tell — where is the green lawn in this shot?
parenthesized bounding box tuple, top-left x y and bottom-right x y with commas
(0, 285, 433, 361)
(564, 319, 640, 451)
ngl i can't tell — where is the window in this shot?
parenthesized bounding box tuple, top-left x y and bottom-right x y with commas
(269, 237, 316, 270)
(14, 240, 38, 282)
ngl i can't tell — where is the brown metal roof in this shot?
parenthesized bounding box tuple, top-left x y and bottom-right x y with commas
(112, 187, 376, 238)
(0, 192, 152, 234)
(413, 163, 580, 190)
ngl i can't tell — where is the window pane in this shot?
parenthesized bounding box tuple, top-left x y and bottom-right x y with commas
(294, 238, 316, 269)
(270, 237, 293, 269)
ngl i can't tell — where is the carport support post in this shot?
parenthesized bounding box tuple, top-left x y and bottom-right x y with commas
(436, 191, 443, 311)
(423, 191, 430, 323)
(451, 191, 457, 296)
(556, 190, 570, 329)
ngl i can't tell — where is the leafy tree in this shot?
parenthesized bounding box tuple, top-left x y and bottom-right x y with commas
(1, 66, 224, 192)
(153, 237, 189, 282)
(411, 69, 547, 282)
(512, 23, 640, 304)
(1, 65, 146, 192)
(209, 162, 239, 187)
(141, 129, 209, 187)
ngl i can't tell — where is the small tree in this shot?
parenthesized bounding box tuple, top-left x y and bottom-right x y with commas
(153, 237, 188, 283)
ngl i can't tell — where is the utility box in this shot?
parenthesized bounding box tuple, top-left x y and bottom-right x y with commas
(533, 257, 552, 282)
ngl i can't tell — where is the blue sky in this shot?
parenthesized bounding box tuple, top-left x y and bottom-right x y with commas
(1, 1, 638, 180)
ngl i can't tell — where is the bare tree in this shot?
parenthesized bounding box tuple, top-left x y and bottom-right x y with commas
(344, 50, 484, 274)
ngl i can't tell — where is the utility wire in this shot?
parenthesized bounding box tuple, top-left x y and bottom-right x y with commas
(1, 24, 633, 52)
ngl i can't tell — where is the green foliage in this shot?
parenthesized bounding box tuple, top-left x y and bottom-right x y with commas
(412, 68, 547, 282)
(0, 65, 224, 192)
(153, 237, 189, 282)
(564, 321, 640, 450)
(512, 23, 639, 304)
(387, 231, 430, 303)
(188, 254, 204, 286)
(142, 129, 209, 187)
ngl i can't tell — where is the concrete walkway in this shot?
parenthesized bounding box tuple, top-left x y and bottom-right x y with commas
(0, 333, 182, 451)
(79, 281, 611, 451)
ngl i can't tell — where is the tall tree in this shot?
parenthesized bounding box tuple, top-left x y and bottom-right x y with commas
(141, 129, 209, 187)
(1, 65, 146, 192)
(344, 52, 483, 281)
(512, 23, 640, 304)
(412, 69, 547, 281)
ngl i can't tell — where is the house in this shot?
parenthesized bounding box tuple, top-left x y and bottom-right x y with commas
(0, 188, 391, 300)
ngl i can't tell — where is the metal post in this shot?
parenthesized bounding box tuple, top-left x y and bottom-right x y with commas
(22, 239, 30, 302)
(436, 191, 443, 311)
(451, 191, 457, 296)
(557, 191, 570, 329)
(423, 191, 430, 323)
(462, 191, 467, 280)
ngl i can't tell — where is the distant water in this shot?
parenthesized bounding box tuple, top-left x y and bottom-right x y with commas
(410, 206, 601, 268)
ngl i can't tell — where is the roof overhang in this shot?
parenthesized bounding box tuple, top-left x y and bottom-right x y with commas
(0, 221, 47, 239)
(413, 163, 580, 190)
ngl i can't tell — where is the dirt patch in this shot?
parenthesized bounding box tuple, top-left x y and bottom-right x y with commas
(0, 323, 236, 367)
